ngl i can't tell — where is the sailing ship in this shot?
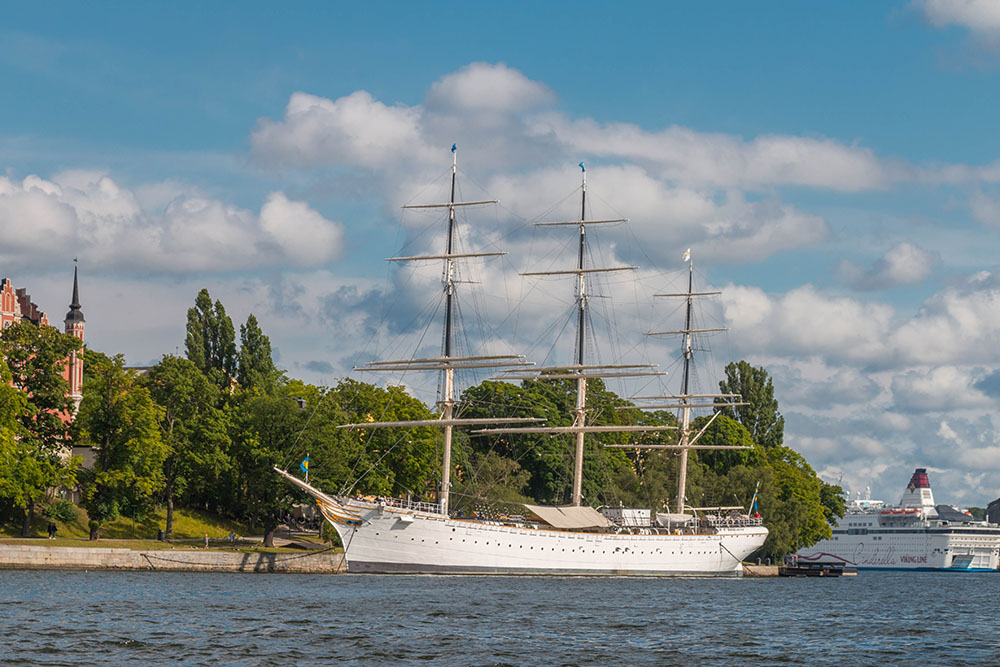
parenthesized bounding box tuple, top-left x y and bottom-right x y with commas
(276, 149, 768, 575)
(796, 468, 1000, 571)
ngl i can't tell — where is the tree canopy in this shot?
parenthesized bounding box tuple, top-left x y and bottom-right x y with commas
(717, 360, 785, 450)
(144, 354, 230, 536)
(237, 314, 282, 394)
(75, 354, 167, 539)
(0, 321, 81, 535)
(185, 288, 237, 388)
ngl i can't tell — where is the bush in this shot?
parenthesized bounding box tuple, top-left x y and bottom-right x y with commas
(43, 500, 79, 524)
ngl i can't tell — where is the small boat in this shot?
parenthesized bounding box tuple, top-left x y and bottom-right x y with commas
(778, 562, 857, 577)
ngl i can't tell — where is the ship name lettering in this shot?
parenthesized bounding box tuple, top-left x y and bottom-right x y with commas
(898, 555, 927, 564)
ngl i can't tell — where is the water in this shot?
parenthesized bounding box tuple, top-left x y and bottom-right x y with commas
(2, 570, 997, 665)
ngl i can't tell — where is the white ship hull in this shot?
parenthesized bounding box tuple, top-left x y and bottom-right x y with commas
(325, 498, 768, 576)
(797, 513, 1000, 572)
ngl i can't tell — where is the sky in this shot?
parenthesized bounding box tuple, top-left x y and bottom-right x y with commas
(3, 0, 1000, 506)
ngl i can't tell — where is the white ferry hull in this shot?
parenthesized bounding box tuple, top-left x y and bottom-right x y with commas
(797, 516, 1000, 572)
(329, 500, 768, 576)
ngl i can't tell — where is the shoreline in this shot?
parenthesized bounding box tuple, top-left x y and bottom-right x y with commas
(0, 543, 346, 573)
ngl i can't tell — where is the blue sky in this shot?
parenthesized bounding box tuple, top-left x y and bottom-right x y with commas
(3, 1, 1000, 505)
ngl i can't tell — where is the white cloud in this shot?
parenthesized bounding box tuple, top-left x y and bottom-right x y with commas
(701, 195, 829, 263)
(249, 62, 934, 195)
(259, 192, 344, 268)
(250, 91, 435, 169)
(0, 171, 345, 275)
(891, 366, 993, 412)
(774, 364, 884, 409)
(528, 113, 895, 192)
(718, 269, 1000, 370)
(969, 190, 1000, 228)
(723, 284, 894, 364)
(916, 0, 1000, 44)
(481, 165, 829, 266)
(425, 62, 555, 113)
(835, 242, 936, 290)
(891, 270, 1000, 366)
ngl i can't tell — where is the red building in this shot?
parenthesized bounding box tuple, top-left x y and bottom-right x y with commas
(0, 268, 85, 409)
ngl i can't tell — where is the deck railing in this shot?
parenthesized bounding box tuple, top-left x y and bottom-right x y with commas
(704, 515, 764, 528)
(378, 497, 444, 515)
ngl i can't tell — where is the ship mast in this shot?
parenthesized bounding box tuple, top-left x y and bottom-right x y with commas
(675, 259, 696, 511)
(338, 145, 541, 516)
(638, 251, 746, 513)
(479, 163, 677, 506)
(571, 166, 588, 506)
(475, 168, 753, 508)
(440, 147, 458, 514)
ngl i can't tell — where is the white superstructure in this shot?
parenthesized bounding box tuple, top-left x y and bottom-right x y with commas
(797, 468, 1000, 571)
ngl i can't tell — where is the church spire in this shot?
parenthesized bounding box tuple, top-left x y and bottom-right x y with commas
(65, 264, 84, 324)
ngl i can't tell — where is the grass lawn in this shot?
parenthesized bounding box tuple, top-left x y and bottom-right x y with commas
(1, 503, 251, 541)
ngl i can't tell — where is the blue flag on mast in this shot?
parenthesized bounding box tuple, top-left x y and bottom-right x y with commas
(299, 455, 309, 473)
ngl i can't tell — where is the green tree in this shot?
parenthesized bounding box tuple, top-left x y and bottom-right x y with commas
(0, 321, 82, 535)
(237, 314, 282, 394)
(819, 480, 847, 524)
(761, 446, 830, 558)
(185, 289, 237, 388)
(184, 288, 213, 373)
(215, 301, 237, 379)
(328, 379, 439, 498)
(144, 355, 231, 536)
(0, 357, 72, 537)
(689, 414, 763, 474)
(717, 361, 784, 449)
(460, 379, 571, 503)
(0, 357, 26, 430)
(451, 450, 531, 516)
(225, 393, 307, 547)
(76, 354, 167, 539)
(460, 378, 672, 507)
(42, 499, 78, 524)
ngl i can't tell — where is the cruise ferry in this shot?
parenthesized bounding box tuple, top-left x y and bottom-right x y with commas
(796, 469, 1000, 571)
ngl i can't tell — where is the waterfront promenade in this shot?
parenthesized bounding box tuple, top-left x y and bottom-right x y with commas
(0, 540, 345, 573)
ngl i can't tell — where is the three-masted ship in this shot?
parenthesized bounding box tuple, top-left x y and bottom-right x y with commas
(276, 150, 767, 575)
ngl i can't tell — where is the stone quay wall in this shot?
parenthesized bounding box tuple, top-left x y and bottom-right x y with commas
(0, 544, 346, 573)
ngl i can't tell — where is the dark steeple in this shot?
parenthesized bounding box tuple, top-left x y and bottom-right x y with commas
(65, 265, 84, 324)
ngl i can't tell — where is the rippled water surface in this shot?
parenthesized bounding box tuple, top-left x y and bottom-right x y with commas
(2, 570, 998, 665)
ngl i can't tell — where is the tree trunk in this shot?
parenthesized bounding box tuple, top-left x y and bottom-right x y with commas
(262, 517, 277, 548)
(90, 524, 100, 540)
(165, 483, 174, 537)
(21, 501, 33, 538)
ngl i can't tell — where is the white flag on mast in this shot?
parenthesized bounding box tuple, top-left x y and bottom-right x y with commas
(682, 248, 691, 262)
